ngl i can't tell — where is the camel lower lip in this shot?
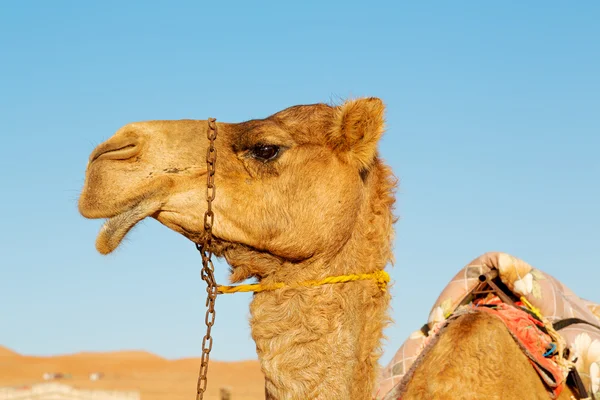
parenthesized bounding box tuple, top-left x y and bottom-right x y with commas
(95, 200, 162, 254)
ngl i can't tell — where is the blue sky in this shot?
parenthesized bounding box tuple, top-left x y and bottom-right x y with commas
(1, 1, 598, 367)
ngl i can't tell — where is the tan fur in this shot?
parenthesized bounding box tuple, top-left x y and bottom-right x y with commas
(79, 98, 397, 399)
(404, 312, 576, 400)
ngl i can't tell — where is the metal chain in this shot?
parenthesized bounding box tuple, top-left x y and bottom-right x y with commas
(195, 117, 218, 400)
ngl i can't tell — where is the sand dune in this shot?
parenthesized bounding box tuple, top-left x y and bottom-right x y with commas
(0, 346, 264, 400)
(0, 346, 19, 357)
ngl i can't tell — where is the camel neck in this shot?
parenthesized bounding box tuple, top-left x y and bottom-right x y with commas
(249, 223, 391, 399)
(247, 161, 396, 399)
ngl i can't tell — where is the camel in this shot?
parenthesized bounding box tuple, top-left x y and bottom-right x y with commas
(78, 97, 579, 399)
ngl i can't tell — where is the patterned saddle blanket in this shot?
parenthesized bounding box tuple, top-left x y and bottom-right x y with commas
(376, 252, 600, 399)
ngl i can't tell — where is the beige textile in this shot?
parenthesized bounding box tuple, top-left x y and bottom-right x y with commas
(376, 252, 600, 399)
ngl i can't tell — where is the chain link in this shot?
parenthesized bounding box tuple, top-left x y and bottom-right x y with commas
(196, 118, 218, 400)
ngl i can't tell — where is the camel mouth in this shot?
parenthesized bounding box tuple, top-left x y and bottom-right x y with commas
(154, 211, 229, 256)
(95, 199, 162, 254)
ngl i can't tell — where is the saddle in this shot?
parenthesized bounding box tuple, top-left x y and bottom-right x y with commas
(376, 252, 600, 400)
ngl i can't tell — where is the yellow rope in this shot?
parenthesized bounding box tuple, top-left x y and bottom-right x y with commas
(520, 296, 544, 321)
(217, 270, 391, 294)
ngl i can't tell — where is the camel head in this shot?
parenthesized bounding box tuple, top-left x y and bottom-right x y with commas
(79, 97, 397, 398)
(79, 97, 391, 279)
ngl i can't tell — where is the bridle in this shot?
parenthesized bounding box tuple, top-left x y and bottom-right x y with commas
(195, 117, 218, 400)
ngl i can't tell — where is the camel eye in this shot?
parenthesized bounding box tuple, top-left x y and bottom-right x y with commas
(250, 144, 280, 162)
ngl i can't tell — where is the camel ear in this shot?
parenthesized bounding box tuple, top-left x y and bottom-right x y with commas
(328, 97, 386, 170)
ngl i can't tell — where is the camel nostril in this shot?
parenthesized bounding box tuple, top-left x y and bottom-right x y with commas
(89, 142, 140, 164)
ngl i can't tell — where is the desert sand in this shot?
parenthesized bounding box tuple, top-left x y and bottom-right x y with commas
(0, 345, 264, 400)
